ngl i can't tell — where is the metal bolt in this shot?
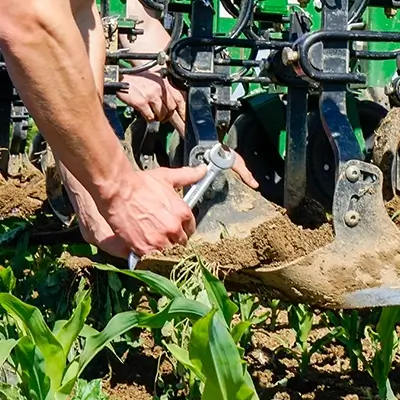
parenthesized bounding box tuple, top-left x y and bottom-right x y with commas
(157, 51, 169, 65)
(384, 83, 395, 95)
(282, 47, 299, 66)
(384, 7, 397, 18)
(159, 68, 168, 78)
(345, 165, 360, 183)
(344, 210, 361, 227)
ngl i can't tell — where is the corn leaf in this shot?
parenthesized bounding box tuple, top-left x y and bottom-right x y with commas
(93, 263, 182, 299)
(376, 306, 400, 378)
(13, 336, 51, 400)
(79, 324, 120, 363)
(200, 265, 238, 326)
(70, 379, 108, 400)
(0, 294, 66, 393)
(231, 322, 252, 345)
(372, 306, 400, 399)
(0, 267, 16, 293)
(0, 339, 20, 368)
(58, 361, 80, 399)
(189, 308, 256, 400)
(55, 290, 91, 356)
(163, 342, 206, 382)
(57, 297, 210, 394)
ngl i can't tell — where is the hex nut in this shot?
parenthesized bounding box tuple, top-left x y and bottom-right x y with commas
(282, 47, 299, 66)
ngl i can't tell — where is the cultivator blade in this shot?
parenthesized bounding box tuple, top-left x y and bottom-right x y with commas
(190, 169, 281, 244)
(141, 159, 400, 309)
(253, 159, 400, 309)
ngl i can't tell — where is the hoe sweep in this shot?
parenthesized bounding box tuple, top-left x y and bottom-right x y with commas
(2, 0, 400, 309)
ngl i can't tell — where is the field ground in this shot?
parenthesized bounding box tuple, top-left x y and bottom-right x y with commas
(1, 150, 400, 400)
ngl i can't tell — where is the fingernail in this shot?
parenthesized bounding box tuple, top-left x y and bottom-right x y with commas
(251, 179, 259, 188)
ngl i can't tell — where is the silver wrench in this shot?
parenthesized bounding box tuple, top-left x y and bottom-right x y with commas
(128, 142, 236, 270)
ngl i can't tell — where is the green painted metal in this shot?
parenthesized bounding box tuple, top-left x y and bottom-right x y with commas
(102, 0, 399, 162)
(96, 0, 127, 16)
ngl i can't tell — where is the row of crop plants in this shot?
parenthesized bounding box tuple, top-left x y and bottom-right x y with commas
(0, 220, 400, 399)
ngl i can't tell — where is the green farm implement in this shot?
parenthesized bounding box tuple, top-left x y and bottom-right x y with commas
(2, 0, 400, 309)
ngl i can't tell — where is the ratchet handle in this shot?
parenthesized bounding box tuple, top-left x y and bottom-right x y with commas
(183, 164, 219, 209)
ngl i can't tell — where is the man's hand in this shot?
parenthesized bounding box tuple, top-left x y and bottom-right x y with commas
(105, 165, 208, 257)
(117, 69, 186, 136)
(58, 158, 207, 259)
(61, 158, 257, 259)
(117, 70, 259, 190)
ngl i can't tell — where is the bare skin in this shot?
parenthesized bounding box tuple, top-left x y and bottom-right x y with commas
(0, 0, 258, 259)
(117, 1, 186, 134)
(0, 0, 207, 258)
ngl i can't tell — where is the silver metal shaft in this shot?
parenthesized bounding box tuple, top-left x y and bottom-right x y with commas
(183, 165, 220, 209)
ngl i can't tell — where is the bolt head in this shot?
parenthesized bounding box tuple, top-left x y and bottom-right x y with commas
(344, 210, 361, 227)
(345, 165, 360, 183)
(384, 83, 395, 95)
(282, 47, 299, 66)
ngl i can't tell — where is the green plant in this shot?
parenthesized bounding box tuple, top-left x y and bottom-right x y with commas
(277, 304, 340, 377)
(266, 299, 281, 331)
(70, 379, 109, 400)
(231, 293, 270, 350)
(94, 261, 260, 400)
(363, 307, 400, 400)
(0, 265, 212, 400)
(322, 309, 369, 371)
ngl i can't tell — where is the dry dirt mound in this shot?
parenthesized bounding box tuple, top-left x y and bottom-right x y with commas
(0, 168, 46, 219)
(164, 207, 334, 270)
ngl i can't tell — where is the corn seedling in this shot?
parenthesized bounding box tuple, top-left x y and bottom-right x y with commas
(0, 263, 219, 400)
(276, 304, 341, 377)
(322, 309, 369, 371)
(231, 293, 270, 350)
(362, 307, 400, 400)
(70, 379, 109, 400)
(94, 260, 260, 400)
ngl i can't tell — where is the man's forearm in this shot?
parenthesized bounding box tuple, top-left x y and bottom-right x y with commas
(0, 1, 132, 204)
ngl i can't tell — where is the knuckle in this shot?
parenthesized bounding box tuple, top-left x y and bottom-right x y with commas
(148, 92, 160, 104)
(168, 219, 183, 237)
(180, 206, 193, 220)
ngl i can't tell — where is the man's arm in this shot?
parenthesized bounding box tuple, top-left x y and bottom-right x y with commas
(0, 0, 207, 258)
(0, 0, 132, 205)
(116, 0, 186, 131)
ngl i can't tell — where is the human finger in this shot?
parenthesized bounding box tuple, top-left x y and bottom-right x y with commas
(171, 88, 186, 123)
(232, 152, 259, 189)
(157, 164, 207, 189)
(149, 95, 169, 122)
(169, 111, 185, 137)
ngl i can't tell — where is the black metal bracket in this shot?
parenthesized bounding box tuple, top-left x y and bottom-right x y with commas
(0, 66, 13, 175)
(184, 0, 220, 170)
(318, 0, 363, 186)
(283, 11, 312, 212)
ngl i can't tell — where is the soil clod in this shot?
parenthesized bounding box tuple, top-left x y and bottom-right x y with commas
(0, 168, 46, 219)
(164, 209, 334, 270)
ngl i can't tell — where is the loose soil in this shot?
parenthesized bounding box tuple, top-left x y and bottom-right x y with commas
(162, 205, 334, 270)
(0, 167, 46, 219)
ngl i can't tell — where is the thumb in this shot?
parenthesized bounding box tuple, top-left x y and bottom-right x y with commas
(167, 164, 207, 188)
